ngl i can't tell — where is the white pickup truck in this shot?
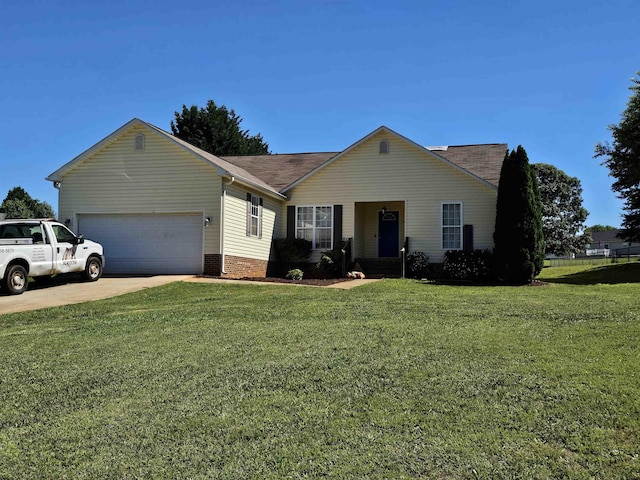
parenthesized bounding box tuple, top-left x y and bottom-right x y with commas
(0, 219, 105, 295)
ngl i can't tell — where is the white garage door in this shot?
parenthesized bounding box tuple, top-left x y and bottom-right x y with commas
(77, 214, 204, 275)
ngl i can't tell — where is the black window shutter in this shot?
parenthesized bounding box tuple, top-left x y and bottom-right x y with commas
(246, 193, 252, 236)
(333, 205, 343, 249)
(258, 197, 263, 239)
(287, 205, 296, 239)
(463, 224, 473, 251)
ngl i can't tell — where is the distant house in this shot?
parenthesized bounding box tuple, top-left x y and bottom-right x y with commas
(47, 118, 506, 277)
(586, 229, 640, 257)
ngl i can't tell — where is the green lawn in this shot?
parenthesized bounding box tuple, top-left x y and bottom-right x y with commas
(1, 265, 639, 478)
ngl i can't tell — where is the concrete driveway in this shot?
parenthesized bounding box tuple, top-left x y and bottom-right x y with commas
(0, 275, 192, 315)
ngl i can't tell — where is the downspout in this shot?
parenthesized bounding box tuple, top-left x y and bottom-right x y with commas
(220, 176, 235, 274)
(53, 182, 61, 222)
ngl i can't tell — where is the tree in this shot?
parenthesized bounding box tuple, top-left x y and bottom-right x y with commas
(493, 146, 544, 284)
(0, 187, 55, 219)
(595, 72, 640, 242)
(584, 224, 617, 234)
(170, 100, 270, 156)
(532, 163, 589, 256)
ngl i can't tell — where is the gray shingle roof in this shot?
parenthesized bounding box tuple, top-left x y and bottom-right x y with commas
(431, 144, 507, 188)
(223, 143, 506, 192)
(49, 119, 505, 199)
(590, 230, 622, 243)
(221, 152, 339, 191)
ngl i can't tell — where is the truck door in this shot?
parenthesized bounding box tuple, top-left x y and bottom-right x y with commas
(49, 224, 87, 274)
(27, 224, 55, 276)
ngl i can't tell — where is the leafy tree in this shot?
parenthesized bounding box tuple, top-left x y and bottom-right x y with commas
(532, 163, 589, 256)
(595, 72, 640, 242)
(170, 100, 270, 156)
(493, 146, 544, 284)
(0, 187, 55, 219)
(1, 199, 32, 219)
(584, 224, 617, 234)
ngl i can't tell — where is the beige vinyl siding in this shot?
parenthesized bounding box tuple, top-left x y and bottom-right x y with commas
(58, 125, 222, 255)
(354, 203, 366, 257)
(223, 183, 277, 261)
(283, 131, 497, 263)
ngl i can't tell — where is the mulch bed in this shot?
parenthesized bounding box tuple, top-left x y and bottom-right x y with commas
(198, 276, 548, 287)
(198, 275, 352, 286)
(243, 277, 352, 286)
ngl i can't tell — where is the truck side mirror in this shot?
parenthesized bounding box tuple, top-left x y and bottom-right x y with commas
(75, 235, 85, 245)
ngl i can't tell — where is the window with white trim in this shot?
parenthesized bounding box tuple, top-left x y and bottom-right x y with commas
(247, 194, 262, 237)
(296, 205, 333, 249)
(442, 202, 462, 249)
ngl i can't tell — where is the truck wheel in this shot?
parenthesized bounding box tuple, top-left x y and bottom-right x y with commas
(4, 264, 29, 295)
(84, 256, 103, 282)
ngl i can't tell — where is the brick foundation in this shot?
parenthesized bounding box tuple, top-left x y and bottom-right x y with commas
(203, 254, 268, 278)
(204, 254, 222, 276)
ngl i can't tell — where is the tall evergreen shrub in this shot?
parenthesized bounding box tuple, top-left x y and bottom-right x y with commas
(493, 146, 545, 284)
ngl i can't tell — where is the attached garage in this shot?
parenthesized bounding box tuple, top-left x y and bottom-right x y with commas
(47, 118, 303, 278)
(77, 213, 204, 275)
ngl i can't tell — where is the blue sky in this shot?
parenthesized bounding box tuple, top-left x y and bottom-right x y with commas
(1, 0, 638, 227)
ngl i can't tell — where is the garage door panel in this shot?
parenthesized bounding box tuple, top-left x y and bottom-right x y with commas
(77, 214, 203, 275)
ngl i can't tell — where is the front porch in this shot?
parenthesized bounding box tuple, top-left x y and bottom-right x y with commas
(353, 257, 404, 278)
(349, 201, 407, 277)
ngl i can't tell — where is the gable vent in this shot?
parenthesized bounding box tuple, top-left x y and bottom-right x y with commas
(379, 139, 389, 154)
(135, 134, 145, 150)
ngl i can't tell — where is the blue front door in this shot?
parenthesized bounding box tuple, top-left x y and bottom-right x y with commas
(378, 211, 399, 257)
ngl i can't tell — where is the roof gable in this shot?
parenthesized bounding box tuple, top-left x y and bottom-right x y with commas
(282, 126, 505, 192)
(47, 118, 285, 199)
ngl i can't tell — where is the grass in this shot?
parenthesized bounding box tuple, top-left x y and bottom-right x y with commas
(1, 265, 639, 478)
(539, 261, 640, 284)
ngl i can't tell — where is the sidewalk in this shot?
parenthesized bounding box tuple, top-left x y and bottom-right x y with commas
(182, 277, 380, 289)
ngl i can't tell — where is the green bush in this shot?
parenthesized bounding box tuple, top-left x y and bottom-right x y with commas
(272, 238, 312, 276)
(406, 251, 429, 278)
(444, 249, 493, 281)
(285, 268, 304, 281)
(316, 248, 344, 278)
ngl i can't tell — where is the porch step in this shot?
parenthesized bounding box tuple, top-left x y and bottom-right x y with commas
(354, 258, 402, 278)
